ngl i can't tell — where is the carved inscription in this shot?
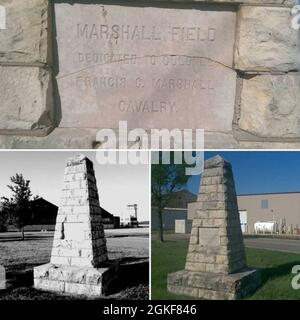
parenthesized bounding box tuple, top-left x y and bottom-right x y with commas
(55, 4, 237, 130)
(77, 23, 216, 42)
(199, 228, 220, 247)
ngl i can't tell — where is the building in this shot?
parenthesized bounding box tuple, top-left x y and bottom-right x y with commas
(170, 190, 300, 235)
(30, 198, 58, 225)
(5, 198, 58, 232)
(152, 190, 197, 231)
(4, 198, 120, 231)
(101, 207, 120, 229)
(120, 215, 139, 228)
(237, 192, 300, 234)
(188, 191, 300, 235)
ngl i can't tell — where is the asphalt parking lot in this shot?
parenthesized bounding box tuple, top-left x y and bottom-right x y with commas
(244, 237, 300, 254)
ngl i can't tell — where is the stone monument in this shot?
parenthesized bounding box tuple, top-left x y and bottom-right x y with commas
(54, 3, 237, 132)
(0, 1, 299, 148)
(34, 155, 117, 296)
(168, 155, 261, 299)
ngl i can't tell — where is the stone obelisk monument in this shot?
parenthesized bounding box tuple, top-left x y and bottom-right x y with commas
(168, 155, 261, 299)
(34, 155, 116, 296)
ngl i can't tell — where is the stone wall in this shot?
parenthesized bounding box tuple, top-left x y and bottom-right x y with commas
(0, 0, 299, 148)
(0, 0, 55, 136)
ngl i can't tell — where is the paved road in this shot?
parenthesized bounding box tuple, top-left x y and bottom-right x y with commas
(157, 233, 300, 255)
(0, 230, 149, 266)
(0, 227, 149, 241)
(108, 236, 149, 257)
(105, 227, 149, 237)
(244, 237, 300, 254)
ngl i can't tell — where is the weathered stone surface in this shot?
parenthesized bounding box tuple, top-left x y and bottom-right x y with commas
(168, 268, 261, 300)
(168, 155, 261, 299)
(199, 228, 220, 246)
(128, 0, 297, 6)
(235, 6, 300, 72)
(238, 141, 300, 149)
(0, 0, 50, 64)
(34, 263, 117, 296)
(55, 3, 237, 131)
(0, 1, 299, 147)
(0, 66, 54, 133)
(49, 155, 108, 267)
(0, 129, 242, 149)
(238, 73, 300, 138)
(34, 155, 116, 296)
(185, 156, 247, 274)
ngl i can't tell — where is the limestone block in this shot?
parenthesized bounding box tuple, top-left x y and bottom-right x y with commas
(64, 283, 102, 296)
(238, 73, 300, 138)
(151, 0, 296, 4)
(61, 181, 83, 191)
(235, 6, 300, 72)
(52, 239, 105, 251)
(0, 66, 54, 133)
(60, 197, 90, 206)
(0, 0, 50, 64)
(34, 263, 117, 296)
(168, 269, 261, 300)
(64, 164, 86, 175)
(34, 278, 65, 293)
(56, 214, 101, 224)
(185, 262, 207, 272)
(195, 210, 210, 219)
(202, 168, 224, 178)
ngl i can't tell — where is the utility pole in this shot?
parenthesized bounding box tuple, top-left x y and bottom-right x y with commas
(127, 204, 138, 219)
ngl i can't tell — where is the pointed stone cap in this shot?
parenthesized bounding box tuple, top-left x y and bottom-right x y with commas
(66, 154, 93, 167)
(50, 155, 108, 268)
(185, 155, 247, 275)
(204, 155, 230, 169)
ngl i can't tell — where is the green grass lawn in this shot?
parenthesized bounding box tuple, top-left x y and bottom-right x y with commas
(0, 234, 149, 300)
(151, 240, 300, 300)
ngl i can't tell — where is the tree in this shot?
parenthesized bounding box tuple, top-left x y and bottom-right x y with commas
(1, 174, 37, 240)
(151, 152, 192, 242)
(0, 208, 7, 232)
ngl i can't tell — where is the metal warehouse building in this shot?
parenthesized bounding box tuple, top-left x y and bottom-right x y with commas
(161, 191, 300, 235)
(237, 192, 300, 234)
(152, 190, 197, 231)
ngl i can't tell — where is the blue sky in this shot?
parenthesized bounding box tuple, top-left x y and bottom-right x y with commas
(187, 152, 300, 196)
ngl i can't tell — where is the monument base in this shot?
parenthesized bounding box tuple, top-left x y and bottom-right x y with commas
(168, 268, 261, 300)
(34, 262, 118, 297)
(0, 280, 6, 290)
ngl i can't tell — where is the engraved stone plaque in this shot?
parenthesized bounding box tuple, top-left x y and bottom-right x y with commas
(55, 3, 237, 130)
(199, 227, 220, 247)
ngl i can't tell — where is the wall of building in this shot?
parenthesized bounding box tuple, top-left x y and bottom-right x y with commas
(0, 1, 299, 149)
(152, 207, 189, 231)
(237, 193, 300, 233)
